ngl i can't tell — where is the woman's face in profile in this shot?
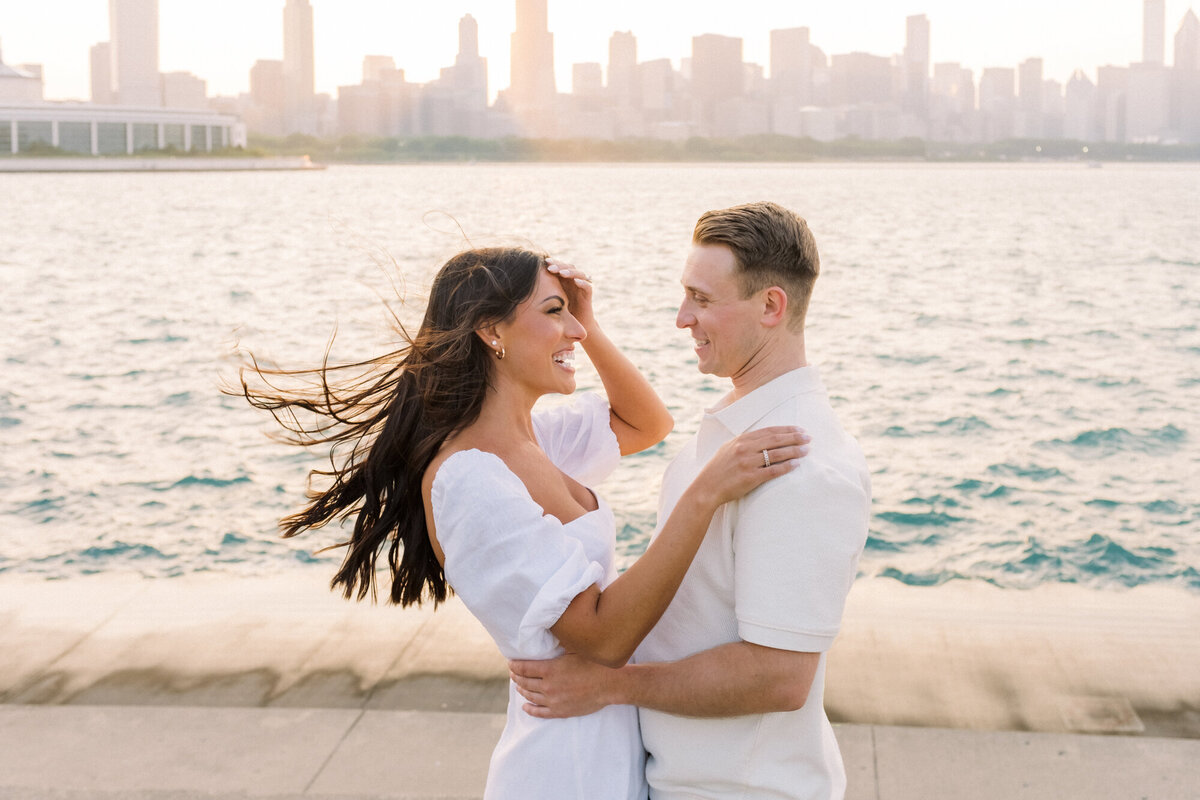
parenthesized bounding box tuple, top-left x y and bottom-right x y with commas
(494, 268, 587, 397)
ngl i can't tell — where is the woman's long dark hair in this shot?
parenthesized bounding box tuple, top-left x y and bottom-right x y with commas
(235, 247, 545, 607)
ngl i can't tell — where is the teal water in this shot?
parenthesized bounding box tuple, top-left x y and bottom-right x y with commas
(2, 163, 1198, 590)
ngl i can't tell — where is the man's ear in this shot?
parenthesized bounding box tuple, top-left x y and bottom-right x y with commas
(761, 286, 789, 328)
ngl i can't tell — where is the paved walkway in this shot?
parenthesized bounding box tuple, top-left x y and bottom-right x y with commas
(3, 573, 1198, 798)
(1, 705, 1197, 799)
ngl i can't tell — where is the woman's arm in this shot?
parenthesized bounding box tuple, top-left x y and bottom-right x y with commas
(549, 425, 809, 667)
(549, 259, 673, 455)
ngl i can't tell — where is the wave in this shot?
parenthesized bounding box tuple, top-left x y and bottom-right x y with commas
(935, 415, 993, 433)
(126, 474, 253, 492)
(963, 534, 1189, 589)
(126, 334, 188, 345)
(902, 494, 962, 508)
(951, 479, 1016, 499)
(875, 353, 941, 366)
(987, 463, 1069, 482)
(881, 425, 913, 437)
(1039, 424, 1185, 457)
(1145, 255, 1200, 267)
(875, 567, 967, 587)
(169, 474, 252, 490)
(864, 536, 905, 553)
(876, 510, 966, 527)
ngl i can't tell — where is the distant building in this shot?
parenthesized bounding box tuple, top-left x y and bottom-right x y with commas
(162, 71, 207, 111)
(450, 14, 488, 113)
(903, 14, 930, 117)
(283, 0, 317, 134)
(0, 101, 243, 156)
(1177, 9, 1200, 71)
(930, 62, 975, 141)
(110, 0, 161, 106)
(1126, 62, 1172, 142)
(1063, 70, 1097, 141)
(1095, 66, 1129, 142)
(1144, 0, 1166, 66)
(1041, 78, 1064, 138)
(1017, 58, 1044, 137)
(0, 45, 44, 103)
(572, 63, 603, 97)
(248, 59, 285, 135)
(608, 31, 638, 108)
(770, 27, 813, 104)
(978, 67, 1016, 140)
(829, 52, 893, 107)
(509, 0, 556, 133)
(90, 43, 114, 104)
(362, 56, 397, 83)
(1174, 10, 1200, 142)
(638, 58, 676, 114)
(691, 33, 743, 134)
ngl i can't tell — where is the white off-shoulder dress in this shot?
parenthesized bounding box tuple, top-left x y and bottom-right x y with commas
(430, 393, 647, 800)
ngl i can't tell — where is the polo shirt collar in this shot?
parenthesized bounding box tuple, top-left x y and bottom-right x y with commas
(707, 366, 824, 435)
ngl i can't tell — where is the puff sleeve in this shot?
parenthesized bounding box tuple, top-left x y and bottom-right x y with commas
(531, 392, 620, 487)
(431, 450, 605, 660)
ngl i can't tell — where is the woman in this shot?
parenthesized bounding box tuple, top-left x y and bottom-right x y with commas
(238, 247, 807, 799)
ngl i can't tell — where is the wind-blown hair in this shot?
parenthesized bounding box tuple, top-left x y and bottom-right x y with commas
(235, 247, 545, 607)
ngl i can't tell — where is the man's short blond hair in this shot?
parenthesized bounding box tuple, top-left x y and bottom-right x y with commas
(692, 201, 820, 328)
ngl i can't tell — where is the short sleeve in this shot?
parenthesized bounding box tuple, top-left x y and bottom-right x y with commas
(431, 451, 605, 660)
(733, 458, 871, 653)
(531, 392, 620, 486)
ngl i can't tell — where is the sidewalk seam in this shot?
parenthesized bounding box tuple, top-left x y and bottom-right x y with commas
(303, 707, 367, 795)
(870, 725, 881, 800)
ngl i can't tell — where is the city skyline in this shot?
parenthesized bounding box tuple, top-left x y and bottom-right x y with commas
(3, 0, 1196, 103)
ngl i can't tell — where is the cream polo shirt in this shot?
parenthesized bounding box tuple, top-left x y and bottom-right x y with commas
(636, 366, 871, 800)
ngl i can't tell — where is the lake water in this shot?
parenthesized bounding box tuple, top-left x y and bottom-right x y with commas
(2, 162, 1198, 591)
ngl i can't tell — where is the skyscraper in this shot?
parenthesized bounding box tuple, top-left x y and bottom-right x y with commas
(770, 27, 812, 103)
(1144, 0, 1166, 65)
(1177, 9, 1200, 71)
(249, 59, 285, 135)
(109, 0, 161, 106)
(283, 0, 316, 134)
(509, 0, 556, 122)
(979, 67, 1016, 140)
(608, 31, 638, 108)
(90, 42, 114, 104)
(691, 34, 744, 134)
(903, 14, 931, 115)
(1017, 57, 1044, 137)
(1172, 10, 1200, 142)
(453, 14, 488, 111)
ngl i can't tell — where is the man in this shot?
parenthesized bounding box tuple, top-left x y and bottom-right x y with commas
(511, 201, 871, 799)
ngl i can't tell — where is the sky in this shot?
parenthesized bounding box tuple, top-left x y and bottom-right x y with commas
(1, 1, 1195, 102)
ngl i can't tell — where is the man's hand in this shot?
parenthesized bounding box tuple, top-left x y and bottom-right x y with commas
(508, 653, 621, 719)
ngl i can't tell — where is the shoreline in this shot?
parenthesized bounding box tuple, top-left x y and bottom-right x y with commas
(2, 572, 1197, 738)
(0, 156, 325, 173)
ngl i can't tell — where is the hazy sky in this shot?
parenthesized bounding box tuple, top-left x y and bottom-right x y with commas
(1, 1, 1194, 101)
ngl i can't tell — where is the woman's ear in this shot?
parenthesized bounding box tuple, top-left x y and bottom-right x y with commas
(476, 325, 502, 355)
(761, 286, 790, 328)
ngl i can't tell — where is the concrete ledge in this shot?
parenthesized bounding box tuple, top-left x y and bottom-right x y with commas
(3, 574, 1197, 738)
